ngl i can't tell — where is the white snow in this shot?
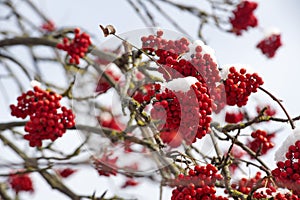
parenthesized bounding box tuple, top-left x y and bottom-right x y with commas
(275, 130, 300, 162)
(162, 76, 199, 92)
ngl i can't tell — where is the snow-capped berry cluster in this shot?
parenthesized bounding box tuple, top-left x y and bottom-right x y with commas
(170, 164, 227, 200)
(247, 130, 275, 156)
(230, 1, 258, 35)
(272, 140, 300, 195)
(256, 104, 277, 116)
(56, 168, 76, 178)
(9, 172, 34, 194)
(10, 86, 75, 147)
(256, 33, 282, 58)
(225, 111, 244, 123)
(185, 41, 225, 113)
(156, 49, 205, 83)
(142, 31, 225, 113)
(252, 187, 299, 200)
(56, 28, 92, 64)
(273, 192, 300, 200)
(230, 172, 299, 199)
(41, 20, 56, 32)
(252, 187, 276, 199)
(92, 154, 118, 177)
(224, 66, 264, 107)
(97, 112, 124, 131)
(151, 81, 212, 147)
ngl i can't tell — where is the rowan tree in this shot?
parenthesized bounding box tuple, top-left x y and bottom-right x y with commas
(0, 0, 299, 200)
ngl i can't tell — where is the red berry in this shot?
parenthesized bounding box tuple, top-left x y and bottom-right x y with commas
(257, 33, 282, 58)
(9, 172, 34, 194)
(56, 28, 92, 64)
(10, 87, 75, 147)
(230, 1, 258, 35)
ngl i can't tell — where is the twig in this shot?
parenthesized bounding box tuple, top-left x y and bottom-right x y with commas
(259, 86, 295, 129)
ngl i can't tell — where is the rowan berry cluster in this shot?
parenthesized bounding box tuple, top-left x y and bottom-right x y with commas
(9, 172, 34, 194)
(93, 154, 118, 177)
(56, 28, 92, 64)
(56, 168, 76, 178)
(225, 111, 244, 123)
(256, 33, 282, 58)
(95, 68, 121, 94)
(97, 112, 123, 131)
(230, 172, 266, 194)
(273, 192, 299, 200)
(170, 164, 226, 200)
(251, 187, 300, 200)
(10, 86, 75, 147)
(230, 1, 258, 35)
(41, 20, 56, 32)
(142, 31, 226, 113)
(151, 82, 212, 147)
(121, 178, 139, 188)
(272, 140, 300, 195)
(141, 30, 189, 55)
(224, 66, 264, 107)
(256, 104, 277, 116)
(252, 187, 276, 199)
(187, 43, 225, 113)
(156, 50, 205, 83)
(132, 83, 161, 104)
(247, 130, 275, 156)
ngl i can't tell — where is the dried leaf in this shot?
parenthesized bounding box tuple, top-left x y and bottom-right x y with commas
(99, 24, 116, 37)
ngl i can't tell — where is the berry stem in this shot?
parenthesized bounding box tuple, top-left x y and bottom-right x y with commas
(259, 86, 295, 129)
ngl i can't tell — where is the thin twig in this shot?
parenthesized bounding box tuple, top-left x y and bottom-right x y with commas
(259, 86, 295, 129)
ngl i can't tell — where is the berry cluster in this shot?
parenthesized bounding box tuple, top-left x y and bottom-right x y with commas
(230, 172, 267, 194)
(56, 28, 92, 64)
(225, 111, 244, 123)
(273, 192, 299, 200)
(256, 104, 277, 116)
(272, 140, 300, 195)
(56, 168, 76, 178)
(170, 164, 227, 200)
(252, 187, 276, 199)
(186, 42, 225, 113)
(95, 68, 121, 94)
(247, 130, 275, 156)
(230, 172, 298, 199)
(230, 1, 258, 35)
(10, 86, 75, 147)
(141, 30, 189, 55)
(93, 154, 118, 177)
(97, 112, 124, 131)
(121, 178, 139, 188)
(132, 83, 161, 104)
(256, 33, 282, 58)
(224, 67, 264, 107)
(156, 51, 205, 83)
(142, 31, 226, 113)
(252, 187, 300, 200)
(41, 20, 56, 32)
(151, 82, 212, 147)
(9, 172, 34, 194)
